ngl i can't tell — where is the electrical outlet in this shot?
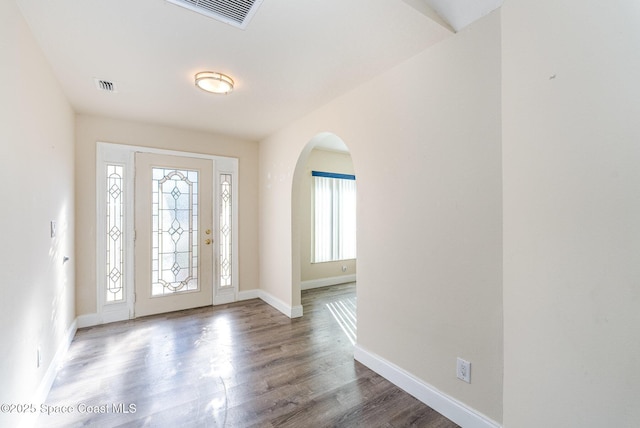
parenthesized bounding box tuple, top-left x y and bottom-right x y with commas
(456, 357, 471, 383)
(50, 221, 57, 238)
(342, 265, 347, 272)
(37, 348, 42, 368)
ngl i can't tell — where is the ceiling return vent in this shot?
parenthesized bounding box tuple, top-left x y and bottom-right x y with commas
(166, 0, 264, 29)
(94, 78, 117, 93)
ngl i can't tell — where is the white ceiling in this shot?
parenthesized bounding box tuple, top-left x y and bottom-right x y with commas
(15, 0, 500, 142)
(423, 0, 503, 32)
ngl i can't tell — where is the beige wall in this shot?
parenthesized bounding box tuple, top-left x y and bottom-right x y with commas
(299, 149, 356, 282)
(75, 115, 259, 316)
(10, 1, 637, 425)
(0, 0, 76, 425)
(260, 11, 503, 422)
(502, 1, 640, 426)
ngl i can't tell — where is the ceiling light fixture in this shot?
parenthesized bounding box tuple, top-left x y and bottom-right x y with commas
(195, 71, 234, 94)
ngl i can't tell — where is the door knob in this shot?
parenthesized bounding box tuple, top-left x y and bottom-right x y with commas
(205, 239, 212, 245)
(205, 229, 211, 235)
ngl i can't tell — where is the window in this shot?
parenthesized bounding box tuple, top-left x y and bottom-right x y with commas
(219, 173, 232, 287)
(312, 171, 356, 263)
(97, 142, 240, 322)
(151, 167, 199, 296)
(106, 164, 125, 302)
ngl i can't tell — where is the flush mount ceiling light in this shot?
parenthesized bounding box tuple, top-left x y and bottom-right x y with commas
(195, 71, 234, 94)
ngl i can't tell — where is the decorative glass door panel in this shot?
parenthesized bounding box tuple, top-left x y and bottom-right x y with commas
(106, 164, 125, 302)
(135, 153, 213, 317)
(152, 167, 199, 296)
(219, 174, 232, 288)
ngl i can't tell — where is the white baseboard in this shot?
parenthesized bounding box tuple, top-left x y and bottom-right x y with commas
(76, 310, 128, 328)
(238, 289, 261, 301)
(354, 345, 501, 428)
(290, 303, 304, 318)
(76, 313, 102, 328)
(79, 289, 303, 328)
(256, 289, 303, 318)
(238, 288, 303, 318)
(301, 274, 356, 290)
(25, 319, 79, 428)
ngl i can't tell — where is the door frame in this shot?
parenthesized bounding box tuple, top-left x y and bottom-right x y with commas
(134, 152, 214, 318)
(96, 142, 239, 324)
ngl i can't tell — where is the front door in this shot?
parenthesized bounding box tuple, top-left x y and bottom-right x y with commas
(134, 152, 213, 317)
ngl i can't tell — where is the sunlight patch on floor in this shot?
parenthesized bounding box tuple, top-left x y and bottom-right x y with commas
(326, 297, 357, 345)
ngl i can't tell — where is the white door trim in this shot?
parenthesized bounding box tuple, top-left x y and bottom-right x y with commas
(95, 142, 239, 325)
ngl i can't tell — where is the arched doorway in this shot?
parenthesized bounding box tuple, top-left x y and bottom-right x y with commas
(291, 132, 356, 313)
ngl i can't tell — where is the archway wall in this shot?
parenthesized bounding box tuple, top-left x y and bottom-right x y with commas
(258, 11, 502, 424)
(297, 144, 356, 285)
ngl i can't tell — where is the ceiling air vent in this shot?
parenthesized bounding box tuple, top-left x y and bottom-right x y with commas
(94, 79, 117, 93)
(166, 0, 264, 29)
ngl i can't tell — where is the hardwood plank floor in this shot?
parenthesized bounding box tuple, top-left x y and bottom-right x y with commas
(38, 284, 459, 427)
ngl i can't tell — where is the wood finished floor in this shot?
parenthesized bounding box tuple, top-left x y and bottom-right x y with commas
(39, 284, 459, 427)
